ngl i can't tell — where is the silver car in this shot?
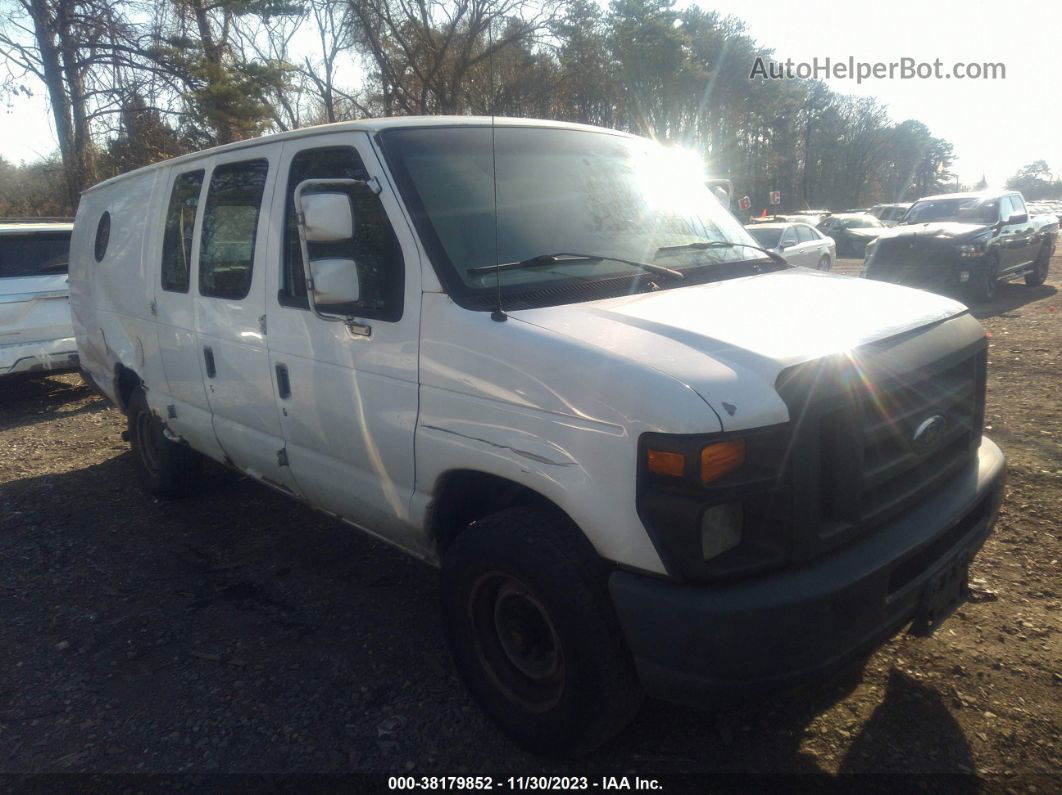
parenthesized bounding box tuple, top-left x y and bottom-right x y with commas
(745, 221, 836, 270)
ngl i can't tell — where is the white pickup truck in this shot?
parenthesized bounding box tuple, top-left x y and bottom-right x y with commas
(1, 221, 78, 378)
(70, 117, 1005, 755)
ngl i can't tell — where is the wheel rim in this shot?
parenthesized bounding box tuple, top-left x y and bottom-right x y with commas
(985, 263, 998, 298)
(135, 410, 162, 476)
(469, 572, 564, 711)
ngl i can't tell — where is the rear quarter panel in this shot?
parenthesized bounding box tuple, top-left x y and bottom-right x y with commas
(71, 169, 166, 405)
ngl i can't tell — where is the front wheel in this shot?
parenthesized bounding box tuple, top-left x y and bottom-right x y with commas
(1025, 243, 1051, 286)
(440, 506, 643, 756)
(971, 258, 1000, 303)
(127, 387, 201, 498)
(818, 254, 831, 271)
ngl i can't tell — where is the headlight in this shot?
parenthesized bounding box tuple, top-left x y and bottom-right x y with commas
(646, 439, 746, 484)
(638, 429, 790, 580)
(959, 242, 984, 258)
(701, 503, 743, 559)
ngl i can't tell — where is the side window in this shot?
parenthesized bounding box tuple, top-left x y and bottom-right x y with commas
(199, 159, 268, 300)
(780, 227, 797, 246)
(94, 212, 110, 263)
(161, 170, 204, 292)
(282, 145, 404, 321)
(998, 196, 1014, 223)
(1010, 195, 1027, 219)
(796, 225, 814, 243)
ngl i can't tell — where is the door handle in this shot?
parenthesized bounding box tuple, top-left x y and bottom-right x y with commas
(203, 346, 216, 378)
(275, 363, 291, 399)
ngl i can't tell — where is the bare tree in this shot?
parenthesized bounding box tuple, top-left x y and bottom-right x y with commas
(347, 0, 561, 115)
(299, 0, 367, 123)
(0, 0, 125, 205)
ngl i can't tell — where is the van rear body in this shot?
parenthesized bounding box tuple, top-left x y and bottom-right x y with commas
(70, 118, 1005, 755)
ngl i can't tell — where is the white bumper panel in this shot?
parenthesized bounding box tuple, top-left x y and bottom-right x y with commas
(0, 336, 79, 376)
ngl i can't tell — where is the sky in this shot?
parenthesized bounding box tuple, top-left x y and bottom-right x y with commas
(2, 0, 1060, 187)
(697, 0, 1062, 186)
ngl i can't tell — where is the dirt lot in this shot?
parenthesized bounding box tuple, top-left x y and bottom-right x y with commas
(1, 257, 1059, 783)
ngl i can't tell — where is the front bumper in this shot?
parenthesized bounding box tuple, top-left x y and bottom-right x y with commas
(0, 336, 79, 376)
(865, 263, 969, 294)
(609, 436, 1005, 705)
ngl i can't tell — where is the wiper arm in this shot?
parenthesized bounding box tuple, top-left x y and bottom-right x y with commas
(467, 252, 685, 280)
(655, 240, 789, 265)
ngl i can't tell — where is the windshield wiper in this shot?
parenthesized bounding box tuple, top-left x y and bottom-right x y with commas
(467, 252, 685, 280)
(655, 240, 789, 265)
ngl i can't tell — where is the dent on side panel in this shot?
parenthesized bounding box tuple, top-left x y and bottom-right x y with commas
(413, 294, 718, 573)
(415, 385, 668, 574)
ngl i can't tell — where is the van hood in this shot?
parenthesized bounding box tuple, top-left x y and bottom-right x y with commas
(510, 268, 968, 430)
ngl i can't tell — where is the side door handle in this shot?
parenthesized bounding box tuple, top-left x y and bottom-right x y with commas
(203, 346, 216, 379)
(275, 363, 291, 399)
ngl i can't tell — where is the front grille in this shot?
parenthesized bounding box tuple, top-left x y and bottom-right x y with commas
(874, 237, 956, 269)
(827, 349, 983, 529)
(777, 319, 987, 562)
(868, 237, 957, 288)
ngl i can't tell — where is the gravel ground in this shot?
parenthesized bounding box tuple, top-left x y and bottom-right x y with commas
(0, 257, 1059, 783)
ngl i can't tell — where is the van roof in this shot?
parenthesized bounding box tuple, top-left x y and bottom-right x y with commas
(82, 116, 636, 195)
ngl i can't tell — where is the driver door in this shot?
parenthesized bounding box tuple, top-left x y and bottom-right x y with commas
(1005, 195, 1037, 272)
(264, 133, 423, 546)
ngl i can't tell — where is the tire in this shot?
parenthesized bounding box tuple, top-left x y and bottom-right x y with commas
(126, 387, 201, 498)
(971, 257, 1000, 303)
(818, 254, 831, 271)
(1024, 243, 1051, 286)
(439, 505, 643, 756)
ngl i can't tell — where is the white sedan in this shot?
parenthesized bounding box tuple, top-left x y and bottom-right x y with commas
(745, 222, 835, 270)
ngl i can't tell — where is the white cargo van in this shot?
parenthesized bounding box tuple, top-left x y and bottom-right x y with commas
(1, 221, 78, 377)
(70, 117, 1005, 755)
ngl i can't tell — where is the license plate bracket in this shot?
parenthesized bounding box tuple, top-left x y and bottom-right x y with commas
(910, 548, 971, 636)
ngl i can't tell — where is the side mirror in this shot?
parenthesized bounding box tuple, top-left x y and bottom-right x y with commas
(1006, 212, 1028, 225)
(308, 258, 359, 310)
(302, 192, 354, 241)
(294, 177, 379, 332)
(779, 240, 794, 250)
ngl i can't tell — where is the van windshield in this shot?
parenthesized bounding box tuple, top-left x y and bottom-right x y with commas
(380, 126, 765, 306)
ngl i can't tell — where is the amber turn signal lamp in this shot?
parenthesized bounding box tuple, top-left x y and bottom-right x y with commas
(647, 449, 685, 477)
(700, 439, 746, 484)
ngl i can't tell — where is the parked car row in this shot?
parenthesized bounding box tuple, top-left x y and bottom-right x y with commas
(1027, 199, 1062, 225)
(742, 189, 1057, 302)
(869, 202, 913, 226)
(815, 212, 884, 257)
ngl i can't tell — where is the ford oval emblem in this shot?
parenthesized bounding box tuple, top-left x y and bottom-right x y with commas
(911, 415, 946, 454)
